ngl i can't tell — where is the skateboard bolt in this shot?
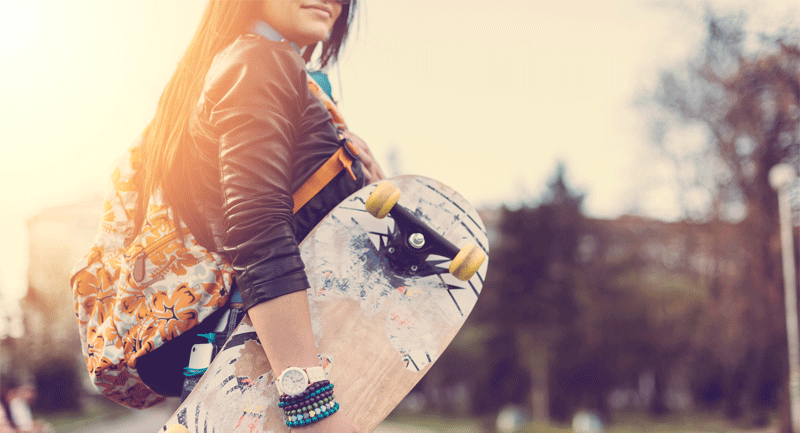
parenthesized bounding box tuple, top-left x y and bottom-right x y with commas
(409, 233, 425, 249)
(388, 247, 396, 254)
(410, 265, 418, 272)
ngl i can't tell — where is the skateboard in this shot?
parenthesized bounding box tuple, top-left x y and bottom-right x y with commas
(160, 175, 489, 433)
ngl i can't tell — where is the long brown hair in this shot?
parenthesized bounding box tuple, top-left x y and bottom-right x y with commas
(135, 0, 357, 238)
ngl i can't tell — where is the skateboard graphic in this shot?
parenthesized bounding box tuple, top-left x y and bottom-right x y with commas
(160, 175, 489, 433)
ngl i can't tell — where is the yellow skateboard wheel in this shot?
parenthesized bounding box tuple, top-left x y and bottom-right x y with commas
(449, 243, 485, 281)
(165, 425, 190, 433)
(365, 181, 401, 219)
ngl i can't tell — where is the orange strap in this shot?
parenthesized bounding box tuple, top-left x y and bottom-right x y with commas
(292, 140, 360, 214)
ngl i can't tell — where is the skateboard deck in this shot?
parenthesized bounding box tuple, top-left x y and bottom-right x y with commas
(159, 175, 489, 432)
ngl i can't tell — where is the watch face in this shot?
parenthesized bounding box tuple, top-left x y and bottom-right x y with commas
(280, 369, 307, 396)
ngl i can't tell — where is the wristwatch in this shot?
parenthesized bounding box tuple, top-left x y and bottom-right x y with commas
(276, 366, 326, 396)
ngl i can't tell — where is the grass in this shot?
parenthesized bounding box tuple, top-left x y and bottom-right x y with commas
(385, 413, 485, 431)
(597, 411, 776, 433)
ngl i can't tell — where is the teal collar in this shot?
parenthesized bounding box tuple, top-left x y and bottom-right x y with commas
(308, 70, 333, 100)
(251, 20, 301, 54)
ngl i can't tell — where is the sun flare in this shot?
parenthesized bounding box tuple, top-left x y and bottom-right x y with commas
(0, 1, 42, 58)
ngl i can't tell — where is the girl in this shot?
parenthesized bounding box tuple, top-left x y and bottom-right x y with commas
(134, 1, 383, 431)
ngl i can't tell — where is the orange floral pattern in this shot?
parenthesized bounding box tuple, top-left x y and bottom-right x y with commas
(71, 141, 234, 409)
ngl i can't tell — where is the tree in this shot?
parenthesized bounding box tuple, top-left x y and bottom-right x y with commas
(645, 9, 799, 428)
(469, 163, 586, 421)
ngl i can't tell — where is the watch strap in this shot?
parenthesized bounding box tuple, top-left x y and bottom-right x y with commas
(305, 366, 326, 383)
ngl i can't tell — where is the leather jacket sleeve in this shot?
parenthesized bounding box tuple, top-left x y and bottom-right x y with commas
(200, 36, 312, 309)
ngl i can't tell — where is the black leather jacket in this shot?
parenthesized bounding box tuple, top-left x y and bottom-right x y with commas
(187, 34, 365, 311)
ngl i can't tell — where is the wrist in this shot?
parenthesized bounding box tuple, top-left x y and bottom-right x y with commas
(275, 366, 326, 396)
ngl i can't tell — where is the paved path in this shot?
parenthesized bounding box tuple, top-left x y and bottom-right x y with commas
(65, 405, 434, 433)
(65, 405, 175, 433)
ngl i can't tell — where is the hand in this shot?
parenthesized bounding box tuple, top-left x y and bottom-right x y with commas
(290, 411, 362, 433)
(341, 130, 386, 184)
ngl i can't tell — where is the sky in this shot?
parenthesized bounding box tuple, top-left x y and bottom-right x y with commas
(0, 0, 797, 310)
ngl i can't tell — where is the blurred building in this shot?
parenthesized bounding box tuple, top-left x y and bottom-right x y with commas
(583, 215, 744, 286)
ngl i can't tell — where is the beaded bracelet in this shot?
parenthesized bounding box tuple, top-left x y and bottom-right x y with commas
(279, 381, 333, 406)
(282, 394, 335, 415)
(278, 380, 340, 427)
(284, 399, 336, 420)
(286, 402, 340, 427)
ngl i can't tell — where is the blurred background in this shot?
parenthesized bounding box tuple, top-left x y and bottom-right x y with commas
(0, 0, 798, 432)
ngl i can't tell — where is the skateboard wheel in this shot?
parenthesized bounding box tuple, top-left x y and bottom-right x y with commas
(449, 243, 485, 281)
(366, 181, 401, 219)
(165, 425, 190, 433)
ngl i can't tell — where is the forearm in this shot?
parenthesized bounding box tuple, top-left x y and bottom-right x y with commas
(247, 290, 320, 374)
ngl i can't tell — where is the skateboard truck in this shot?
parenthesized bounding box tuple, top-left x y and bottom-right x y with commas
(366, 181, 485, 281)
(383, 203, 461, 275)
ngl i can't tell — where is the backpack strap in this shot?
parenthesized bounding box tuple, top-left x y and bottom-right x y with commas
(292, 138, 360, 214)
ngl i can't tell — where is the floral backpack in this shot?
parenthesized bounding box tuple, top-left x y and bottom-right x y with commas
(71, 73, 356, 409)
